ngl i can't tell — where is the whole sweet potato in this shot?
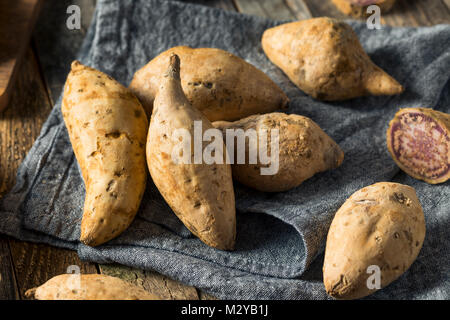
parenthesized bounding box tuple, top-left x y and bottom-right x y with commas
(262, 18, 403, 101)
(62, 61, 148, 246)
(25, 274, 160, 300)
(147, 54, 236, 250)
(332, 0, 397, 17)
(129, 46, 289, 122)
(386, 107, 450, 184)
(323, 182, 426, 300)
(214, 113, 344, 192)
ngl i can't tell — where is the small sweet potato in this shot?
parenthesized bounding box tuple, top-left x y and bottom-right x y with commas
(323, 182, 426, 300)
(25, 274, 160, 300)
(147, 54, 236, 250)
(62, 61, 148, 246)
(386, 107, 450, 184)
(129, 46, 289, 122)
(214, 113, 344, 192)
(332, 0, 397, 17)
(261, 18, 403, 101)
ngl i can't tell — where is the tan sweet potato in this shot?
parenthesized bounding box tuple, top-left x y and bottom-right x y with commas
(25, 274, 161, 300)
(261, 17, 403, 101)
(332, 0, 397, 18)
(386, 107, 450, 184)
(62, 61, 148, 246)
(213, 113, 344, 192)
(323, 182, 426, 300)
(147, 54, 236, 250)
(129, 46, 289, 122)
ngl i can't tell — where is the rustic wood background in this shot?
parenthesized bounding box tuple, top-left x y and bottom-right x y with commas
(0, 0, 449, 300)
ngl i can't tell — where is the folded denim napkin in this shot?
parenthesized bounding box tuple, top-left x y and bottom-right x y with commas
(0, 0, 449, 299)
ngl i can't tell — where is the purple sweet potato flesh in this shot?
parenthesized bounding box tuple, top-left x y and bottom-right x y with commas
(388, 111, 450, 183)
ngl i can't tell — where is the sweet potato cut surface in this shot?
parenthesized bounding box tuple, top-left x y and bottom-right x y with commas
(387, 108, 450, 184)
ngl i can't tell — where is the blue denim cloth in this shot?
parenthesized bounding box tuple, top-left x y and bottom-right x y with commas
(0, 0, 449, 299)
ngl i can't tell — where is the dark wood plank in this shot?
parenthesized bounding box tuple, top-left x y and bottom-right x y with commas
(0, 0, 43, 112)
(383, 0, 450, 27)
(302, 0, 348, 19)
(285, 0, 313, 19)
(187, 0, 236, 11)
(234, 0, 297, 20)
(33, 0, 97, 104)
(0, 236, 20, 300)
(0, 47, 98, 299)
(9, 240, 98, 299)
(444, 0, 450, 10)
(99, 264, 199, 300)
(0, 48, 52, 196)
(303, 0, 450, 26)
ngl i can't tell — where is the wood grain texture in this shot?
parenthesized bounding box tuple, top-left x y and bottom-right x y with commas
(187, 0, 236, 11)
(0, 48, 98, 299)
(284, 0, 313, 19)
(0, 0, 43, 111)
(382, 0, 450, 26)
(0, 236, 20, 299)
(99, 264, 199, 300)
(303, 0, 348, 19)
(304, 0, 450, 26)
(9, 240, 98, 299)
(444, 0, 450, 10)
(33, 0, 97, 104)
(1, 0, 448, 301)
(234, 0, 296, 20)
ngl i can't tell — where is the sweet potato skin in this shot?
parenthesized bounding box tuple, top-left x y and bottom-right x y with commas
(129, 46, 289, 122)
(25, 274, 160, 300)
(62, 61, 148, 247)
(332, 0, 396, 17)
(261, 18, 403, 101)
(214, 113, 344, 192)
(323, 182, 426, 300)
(147, 54, 236, 250)
(386, 107, 450, 184)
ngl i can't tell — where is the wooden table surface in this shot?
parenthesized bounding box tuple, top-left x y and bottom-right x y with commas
(0, 0, 449, 300)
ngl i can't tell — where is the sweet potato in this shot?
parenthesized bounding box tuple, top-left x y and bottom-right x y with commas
(261, 18, 403, 101)
(25, 274, 160, 300)
(386, 108, 450, 184)
(213, 113, 344, 192)
(129, 46, 289, 122)
(147, 54, 236, 250)
(332, 0, 396, 18)
(323, 182, 426, 300)
(62, 61, 148, 246)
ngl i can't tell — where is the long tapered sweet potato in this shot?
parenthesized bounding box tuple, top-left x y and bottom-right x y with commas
(261, 18, 403, 101)
(323, 182, 425, 300)
(129, 46, 289, 122)
(25, 274, 161, 300)
(214, 113, 344, 192)
(386, 108, 450, 184)
(332, 0, 397, 17)
(62, 61, 148, 246)
(147, 54, 236, 250)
